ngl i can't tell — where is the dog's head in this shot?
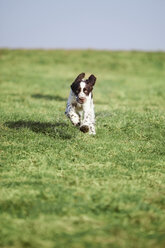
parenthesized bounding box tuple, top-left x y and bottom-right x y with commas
(71, 73, 96, 104)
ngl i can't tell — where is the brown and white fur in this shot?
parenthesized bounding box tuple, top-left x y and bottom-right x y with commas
(65, 73, 96, 135)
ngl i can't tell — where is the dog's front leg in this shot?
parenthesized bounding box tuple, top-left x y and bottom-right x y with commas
(89, 123, 96, 135)
(65, 105, 80, 126)
(80, 105, 96, 135)
(89, 107, 96, 135)
(80, 108, 91, 133)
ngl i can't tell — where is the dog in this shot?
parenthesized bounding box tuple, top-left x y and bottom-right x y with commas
(65, 73, 96, 135)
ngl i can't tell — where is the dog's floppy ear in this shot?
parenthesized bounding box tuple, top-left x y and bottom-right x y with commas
(71, 72, 85, 90)
(87, 74, 96, 86)
(74, 72, 85, 83)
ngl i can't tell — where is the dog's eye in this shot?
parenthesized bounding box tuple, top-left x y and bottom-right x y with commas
(75, 90, 79, 94)
(84, 89, 88, 93)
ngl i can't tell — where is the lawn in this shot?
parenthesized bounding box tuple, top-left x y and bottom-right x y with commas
(0, 49, 165, 248)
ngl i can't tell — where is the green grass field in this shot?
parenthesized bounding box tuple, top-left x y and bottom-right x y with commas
(0, 49, 165, 248)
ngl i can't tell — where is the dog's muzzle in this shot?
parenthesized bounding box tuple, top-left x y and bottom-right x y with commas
(77, 97, 86, 104)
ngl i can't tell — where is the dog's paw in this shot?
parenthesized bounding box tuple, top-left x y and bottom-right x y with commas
(89, 126, 96, 135)
(80, 125, 89, 133)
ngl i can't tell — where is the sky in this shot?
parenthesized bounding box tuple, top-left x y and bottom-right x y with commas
(0, 0, 165, 51)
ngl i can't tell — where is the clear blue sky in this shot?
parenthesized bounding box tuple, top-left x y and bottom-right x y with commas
(0, 0, 165, 50)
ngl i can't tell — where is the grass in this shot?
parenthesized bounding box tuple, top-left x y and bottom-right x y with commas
(0, 49, 165, 248)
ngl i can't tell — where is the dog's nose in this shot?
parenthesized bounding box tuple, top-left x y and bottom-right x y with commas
(78, 97, 86, 103)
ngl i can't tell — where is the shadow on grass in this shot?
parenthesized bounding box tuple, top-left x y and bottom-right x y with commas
(5, 121, 73, 140)
(31, 94, 67, 102)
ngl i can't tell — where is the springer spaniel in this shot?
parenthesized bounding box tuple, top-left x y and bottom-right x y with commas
(65, 73, 96, 135)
